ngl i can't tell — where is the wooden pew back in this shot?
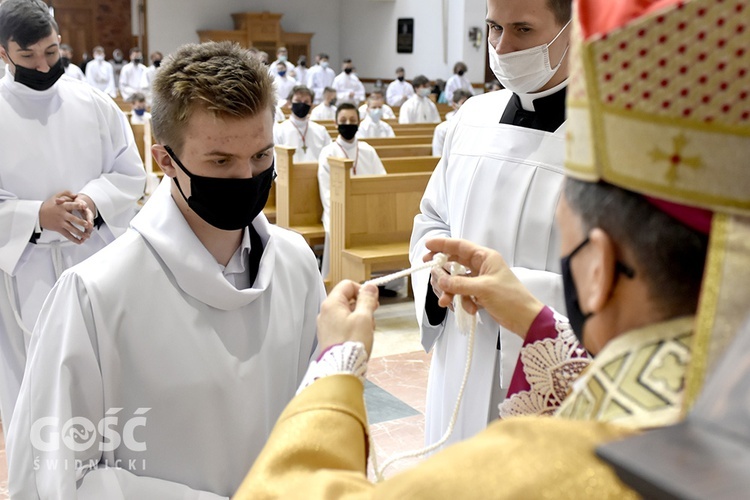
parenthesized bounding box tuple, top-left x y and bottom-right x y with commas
(329, 157, 431, 285)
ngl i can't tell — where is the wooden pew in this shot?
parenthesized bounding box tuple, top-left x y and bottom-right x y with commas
(274, 145, 439, 249)
(328, 157, 431, 285)
(274, 146, 326, 246)
(363, 135, 432, 147)
(374, 144, 432, 158)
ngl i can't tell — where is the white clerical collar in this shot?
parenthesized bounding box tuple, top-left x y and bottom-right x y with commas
(290, 115, 309, 126)
(336, 137, 358, 150)
(517, 79, 569, 112)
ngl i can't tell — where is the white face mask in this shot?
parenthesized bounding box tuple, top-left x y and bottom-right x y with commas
(368, 108, 383, 123)
(488, 19, 571, 94)
(94, 54, 104, 62)
(417, 87, 431, 98)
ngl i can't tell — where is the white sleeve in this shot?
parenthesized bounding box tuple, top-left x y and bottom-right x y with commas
(385, 82, 399, 107)
(398, 100, 410, 124)
(355, 81, 365, 103)
(77, 98, 146, 237)
(317, 152, 331, 233)
(431, 123, 447, 157)
(444, 76, 457, 103)
(0, 195, 42, 275)
(7, 273, 227, 500)
(409, 120, 460, 345)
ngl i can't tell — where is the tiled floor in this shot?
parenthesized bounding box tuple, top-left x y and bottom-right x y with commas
(0, 296, 429, 496)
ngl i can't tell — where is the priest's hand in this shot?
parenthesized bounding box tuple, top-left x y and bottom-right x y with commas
(39, 191, 94, 244)
(424, 238, 545, 338)
(317, 280, 379, 355)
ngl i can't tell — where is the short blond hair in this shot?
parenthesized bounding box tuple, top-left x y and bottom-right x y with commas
(151, 41, 276, 154)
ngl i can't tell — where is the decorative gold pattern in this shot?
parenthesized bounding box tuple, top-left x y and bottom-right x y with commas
(557, 316, 694, 430)
(648, 133, 704, 183)
(565, 0, 750, 212)
(498, 310, 590, 418)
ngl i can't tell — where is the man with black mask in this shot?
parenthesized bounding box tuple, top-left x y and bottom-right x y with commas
(0, 0, 145, 436)
(273, 84, 331, 162)
(59, 43, 84, 81)
(386, 66, 414, 107)
(118, 46, 148, 101)
(316, 103, 385, 278)
(8, 41, 323, 497)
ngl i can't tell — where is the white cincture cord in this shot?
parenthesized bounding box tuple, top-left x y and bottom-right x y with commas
(364, 255, 478, 482)
(4, 241, 68, 337)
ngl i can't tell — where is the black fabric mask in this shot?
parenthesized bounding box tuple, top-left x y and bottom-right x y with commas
(344, 67, 353, 74)
(458, 70, 465, 76)
(560, 236, 636, 347)
(61, 56, 71, 68)
(337, 124, 358, 141)
(134, 57, 143, 65)
(9, 55, 65, 91)
(397, 76, 405, 82)
(560, 238, 592, 346)
(164, 146, 276, 231)
(153, 59, 161, 68)
(291, 101, 311, 119)
(329, 98, 337, 106)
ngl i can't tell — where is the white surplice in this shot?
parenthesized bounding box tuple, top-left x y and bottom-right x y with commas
(356, 117, 395, 139)
(317, 138, 386, 278)
(84, 59, 117, 98)
(398, 94, 440, 124)
(410, 88, 567, 447)
(331, 72, 365, 105)
(273, 117, 332, 163)
(118, 62, 148, 102)
(0, 72, 145, 432)
(386, 79, 415, 107)
(7, 179, 323, 499)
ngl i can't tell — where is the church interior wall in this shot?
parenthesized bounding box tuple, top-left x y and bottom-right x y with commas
(144, 0, 488, 87)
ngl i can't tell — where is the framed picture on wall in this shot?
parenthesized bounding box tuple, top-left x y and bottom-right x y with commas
(397, 18, 414, 54)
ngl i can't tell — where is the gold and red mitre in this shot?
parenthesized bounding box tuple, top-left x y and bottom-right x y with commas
(565, 0, 750, 410)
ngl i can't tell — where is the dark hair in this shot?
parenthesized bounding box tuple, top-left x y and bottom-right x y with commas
(288, 85, 314, 102)
(318, 53, 329, 60)
(395, 66, 404, 73)
(335, 102, 358, 121)
(151, 42, 275, 154)
(564, 179, 709, 318)
(412, 75, 429, 88)
(547, 0, 572, 26)
(129, 47, 142, 56)
(0, 0, 58, 49)
(451, 89, 472, 104)
(130, 92, 146, 103)
(342, 58, 352, 64)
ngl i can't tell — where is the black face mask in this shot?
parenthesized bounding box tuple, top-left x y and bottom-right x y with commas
(458, 70, 465, 76)
(61, 56, 71, 68)
(344, 67, 353, 74)
(134, 57, 143, 65)
(329, 98, 337, 106)
(291, 101, 311, 119)
(397, 75, 405, 82)
(560, 236, 636, 347)
(153, 59, 161, 68)
(560, 238, 592, 346)
(164, 146, 276, 231)
(9, 55, 65, 91)
(337, 124, 358, 141)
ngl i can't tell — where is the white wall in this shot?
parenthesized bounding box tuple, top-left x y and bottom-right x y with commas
(145, 0, 488, 85)
(340, 0, 487, 85)
(146, 0, 341, 66)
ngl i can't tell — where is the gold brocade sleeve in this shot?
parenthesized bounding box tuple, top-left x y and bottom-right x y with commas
(234, 374, 639, 499)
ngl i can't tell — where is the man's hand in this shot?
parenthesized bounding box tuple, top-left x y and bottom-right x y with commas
(424, 238, 545, 339)
(75, 193, 97, 228)
(429, 264, 454, 311)
(38, 191, 93, 244)
(317, 281, 379, 355)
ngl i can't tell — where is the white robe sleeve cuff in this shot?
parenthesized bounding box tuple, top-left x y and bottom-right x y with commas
(296, 341, 368, 395)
